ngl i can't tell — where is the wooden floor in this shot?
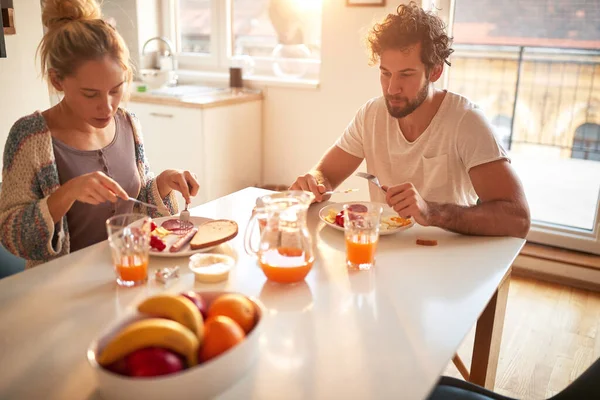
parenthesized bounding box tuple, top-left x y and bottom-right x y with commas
(444, 275, 600, 400)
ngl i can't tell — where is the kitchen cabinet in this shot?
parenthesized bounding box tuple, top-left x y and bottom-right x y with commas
(126, 96, 262, 210)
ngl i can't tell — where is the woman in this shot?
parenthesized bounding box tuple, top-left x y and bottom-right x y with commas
(0, 0, 199, 268)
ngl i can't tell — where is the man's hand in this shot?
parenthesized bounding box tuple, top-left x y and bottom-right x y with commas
(289, 173, 332, 203)
(383, 183, 430, 226)
(289, 145, 363, 203)
(381, 161, 530, 238)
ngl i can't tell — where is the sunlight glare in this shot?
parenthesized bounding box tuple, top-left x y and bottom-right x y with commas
(292, 0, 323, 12)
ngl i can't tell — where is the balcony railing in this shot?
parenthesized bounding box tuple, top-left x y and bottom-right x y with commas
(448, 45, 600, 161)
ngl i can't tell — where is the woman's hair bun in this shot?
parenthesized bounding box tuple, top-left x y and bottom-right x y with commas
(42, 0, 102, 31)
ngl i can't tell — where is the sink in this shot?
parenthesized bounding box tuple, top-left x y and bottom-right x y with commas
(148, 85, 227, 99)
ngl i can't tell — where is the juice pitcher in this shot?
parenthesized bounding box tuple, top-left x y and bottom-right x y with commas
(244, 191, 315, 284)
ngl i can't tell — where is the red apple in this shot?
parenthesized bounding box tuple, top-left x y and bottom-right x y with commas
(106, 358, 130, 376)
(125, 347, 184, 377)
(180, 291, 208, 319)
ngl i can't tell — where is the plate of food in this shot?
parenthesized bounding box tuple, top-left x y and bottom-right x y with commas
(318, 202, 413, 235)
(149, 216, 239, 257)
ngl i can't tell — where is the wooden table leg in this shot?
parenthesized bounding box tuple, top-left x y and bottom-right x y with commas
(469, 270, 511, 389)
(453, 354, 470, 381)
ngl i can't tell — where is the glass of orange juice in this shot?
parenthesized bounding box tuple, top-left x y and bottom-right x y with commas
(343, 203, 383, 270)
(106, 213, 152, 287)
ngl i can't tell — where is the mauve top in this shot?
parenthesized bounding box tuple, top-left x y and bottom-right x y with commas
(52, 111, 142, 252)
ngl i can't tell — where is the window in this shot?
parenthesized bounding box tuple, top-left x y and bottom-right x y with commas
(232, 0, 278, 58)
(443, 0, 600, 254)
(168, 0, 323, 81)
(491, 115, 512, 151)
(179, 0, 212, 54)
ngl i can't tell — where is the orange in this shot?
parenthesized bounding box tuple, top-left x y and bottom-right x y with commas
(199, 316, 245, 362)
(208, 294, 257, 334)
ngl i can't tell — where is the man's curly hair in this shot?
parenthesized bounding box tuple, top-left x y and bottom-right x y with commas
(367, 2, 454, 71)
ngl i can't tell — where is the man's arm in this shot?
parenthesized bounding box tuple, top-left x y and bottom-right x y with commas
(386, 159, 531, 238)
(428, 159, 530, 238)
(290, 145, 363, 202)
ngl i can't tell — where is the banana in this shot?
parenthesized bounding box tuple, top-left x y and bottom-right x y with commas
(97, 318, 199, 367)
(137, 294, 204, 340)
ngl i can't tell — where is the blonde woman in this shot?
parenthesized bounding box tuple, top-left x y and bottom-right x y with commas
(0, 0, 199, 267)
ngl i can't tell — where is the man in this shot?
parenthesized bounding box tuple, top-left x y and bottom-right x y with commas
(290, 2, 530, 238)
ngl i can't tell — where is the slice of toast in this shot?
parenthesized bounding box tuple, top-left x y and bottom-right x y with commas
(190, 220, 239, 250)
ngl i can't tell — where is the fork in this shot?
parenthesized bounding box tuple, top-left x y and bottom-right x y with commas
(178, 183, 194, 233)
(178, 201, 193, 233)
(355, 172, 387, 192)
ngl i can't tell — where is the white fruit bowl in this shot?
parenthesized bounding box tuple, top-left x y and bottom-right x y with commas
(87, 291, 264, 400)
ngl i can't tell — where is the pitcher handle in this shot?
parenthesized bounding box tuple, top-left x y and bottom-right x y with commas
(244, 210, 261, 257)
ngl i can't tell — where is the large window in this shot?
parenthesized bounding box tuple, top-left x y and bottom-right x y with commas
(439, 0, 600, 254)
(168, 0, 322, 81)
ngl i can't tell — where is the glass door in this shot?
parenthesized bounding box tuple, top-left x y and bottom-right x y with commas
(431, 0, 600, 254)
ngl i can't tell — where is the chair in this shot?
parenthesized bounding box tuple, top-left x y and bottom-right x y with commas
(0, 181, 26, 278)
(427, 357, 600, 400)
(0, 243, 25, 279)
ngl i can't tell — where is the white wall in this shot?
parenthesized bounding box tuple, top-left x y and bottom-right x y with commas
(135, 0, 161, 58)
(102, 0, 140, 69)
(0, 0, 50, 171)
(101, 0, 161, 74)
(261, 1, 404, 197)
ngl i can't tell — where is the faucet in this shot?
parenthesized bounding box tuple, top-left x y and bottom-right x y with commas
(141, 36, 178, 85)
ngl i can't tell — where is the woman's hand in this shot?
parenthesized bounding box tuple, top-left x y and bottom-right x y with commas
(47, 171, 129, 223)
(156, 170, 200, 204)
(67, 171, 129, 204)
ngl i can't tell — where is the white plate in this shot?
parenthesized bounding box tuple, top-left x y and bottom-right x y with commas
(318, 202, 414, 235)
(149, 216, 219, 257)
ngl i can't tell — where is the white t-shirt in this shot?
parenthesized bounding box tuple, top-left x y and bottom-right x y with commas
(336, 91, 508, 206)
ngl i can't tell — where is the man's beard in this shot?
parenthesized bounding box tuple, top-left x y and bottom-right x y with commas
(385, 80, 430, 118)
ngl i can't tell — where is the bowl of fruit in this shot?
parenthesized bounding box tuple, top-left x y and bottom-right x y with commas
(87, 291, 264, 400)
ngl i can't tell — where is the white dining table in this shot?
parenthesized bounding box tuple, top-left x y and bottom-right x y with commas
(0, 187, 525, 400)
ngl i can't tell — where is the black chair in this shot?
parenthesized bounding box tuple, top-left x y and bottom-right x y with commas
(0, 244, 25, 279)
(427, 357, 600, 400)
(0, 182, 26, 278)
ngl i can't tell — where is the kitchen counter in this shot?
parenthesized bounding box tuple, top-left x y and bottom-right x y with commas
(128, 85, 263, 109)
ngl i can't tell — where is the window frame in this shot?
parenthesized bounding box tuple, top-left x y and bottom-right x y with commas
(161, 0, 322, 83)
(162, 0, 231, 71)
